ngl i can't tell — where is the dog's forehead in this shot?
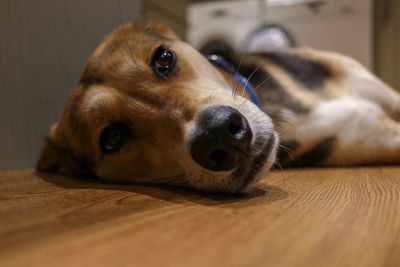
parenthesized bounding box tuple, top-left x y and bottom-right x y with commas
(82, 27, 179, 84)
(143, 30, 170, 41)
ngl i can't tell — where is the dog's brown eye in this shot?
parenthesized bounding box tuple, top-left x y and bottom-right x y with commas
(152, 47, 176, 78)
(99, 123, 131, 153)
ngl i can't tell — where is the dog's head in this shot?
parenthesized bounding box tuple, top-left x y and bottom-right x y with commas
(37, 23, 278, 193)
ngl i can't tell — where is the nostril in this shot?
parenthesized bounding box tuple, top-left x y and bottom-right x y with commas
(228, 113, 248, 140)
(209, 149, 228, 167)
(228, 119, 243, 137)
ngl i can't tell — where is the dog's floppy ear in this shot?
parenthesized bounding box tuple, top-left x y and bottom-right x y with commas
(36, 123, 90, 176)
(143, 23, 180, 40)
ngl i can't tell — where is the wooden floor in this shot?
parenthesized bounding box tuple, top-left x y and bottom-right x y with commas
(1, 168, 400, 267)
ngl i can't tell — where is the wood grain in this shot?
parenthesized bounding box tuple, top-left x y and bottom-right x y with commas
(0, 168, 400, 267)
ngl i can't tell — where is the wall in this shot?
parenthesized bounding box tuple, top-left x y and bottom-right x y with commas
(374, 0, 400, 89)
(143, 0, 188, 39)
(0, 0, 142, 170)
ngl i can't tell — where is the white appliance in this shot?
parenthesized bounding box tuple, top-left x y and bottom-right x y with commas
(187, 0, 266, 55)
(187, 0, 373, 68)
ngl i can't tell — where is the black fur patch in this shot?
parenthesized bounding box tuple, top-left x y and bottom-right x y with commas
(217, 52, 310, 114)
(259, 51, 330, 89)
(235, 62, 310, 114)
(289, 137, 335, 167)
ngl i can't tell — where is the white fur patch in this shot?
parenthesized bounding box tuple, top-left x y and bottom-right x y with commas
(83, 86, 117, 113)
(284, 96, 400, 165)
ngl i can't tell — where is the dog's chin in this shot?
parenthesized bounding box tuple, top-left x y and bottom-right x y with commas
(229, 132, 278, 193)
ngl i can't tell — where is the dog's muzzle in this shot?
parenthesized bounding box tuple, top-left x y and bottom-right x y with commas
(189, 105, 253, 171)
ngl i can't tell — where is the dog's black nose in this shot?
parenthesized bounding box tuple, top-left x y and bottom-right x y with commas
(189, 105, 253, 171)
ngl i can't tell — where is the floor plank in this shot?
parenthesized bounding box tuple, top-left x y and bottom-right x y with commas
(0, 168, 400, 267)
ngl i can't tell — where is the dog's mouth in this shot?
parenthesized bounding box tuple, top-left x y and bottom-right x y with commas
(230, 133, 277, 192)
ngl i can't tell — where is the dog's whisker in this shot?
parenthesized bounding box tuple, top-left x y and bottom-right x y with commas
(267, 111, 299, 127)
(268, 110, 299, 117)
(278, 144, 295, 161)
(271, 117, 300, 133)
(241, 63, 262, 97)
(229, 62, 237, 98)
(273, 159, 287, 190)
(267, 114, 293, 125)
(253, 74, 273, 92)
(237, 62, 266, 107)
(233, 53, 246, 99)
(269, 121, 298, 134)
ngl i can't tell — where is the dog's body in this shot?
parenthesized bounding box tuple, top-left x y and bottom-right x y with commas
(37, 23, 400, 193)
(225, 48, 400, 167)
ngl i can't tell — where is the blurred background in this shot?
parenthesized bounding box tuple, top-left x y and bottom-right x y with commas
(0, 0, 399, 170)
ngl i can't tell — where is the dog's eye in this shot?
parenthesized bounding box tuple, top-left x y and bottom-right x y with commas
(99, 123, 131, 153)
(151, 47, 176, 78)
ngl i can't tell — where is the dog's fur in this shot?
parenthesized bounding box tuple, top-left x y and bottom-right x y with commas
(37, 23, 400, 193)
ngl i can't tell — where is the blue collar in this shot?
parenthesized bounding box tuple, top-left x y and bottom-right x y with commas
(206, 54, 261, 108)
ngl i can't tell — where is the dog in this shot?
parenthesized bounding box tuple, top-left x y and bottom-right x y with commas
(37, 22, 400, 193)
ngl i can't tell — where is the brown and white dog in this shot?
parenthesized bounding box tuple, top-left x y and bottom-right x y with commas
(37, 23, 400, 193)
